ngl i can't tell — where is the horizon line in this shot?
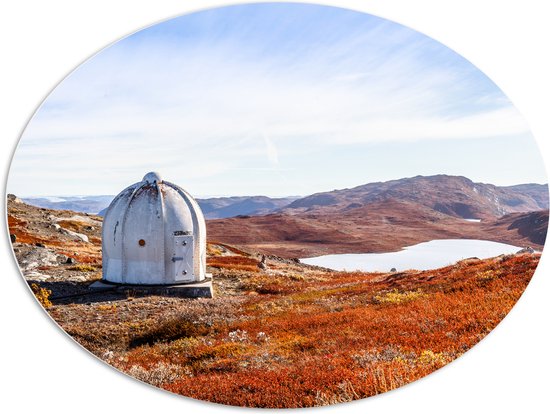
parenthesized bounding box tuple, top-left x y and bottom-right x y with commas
(15, 173, 549, 199)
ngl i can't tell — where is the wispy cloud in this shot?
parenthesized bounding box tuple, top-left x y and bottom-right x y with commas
(262, 133, 279, 166)
(8, 3, 544, 196)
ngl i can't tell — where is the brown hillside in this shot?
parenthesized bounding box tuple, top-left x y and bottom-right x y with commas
(207, 204, 548, 258)
(486, 210, 548, 246)
(283, 175, 547, 220)
(207, 175, 548, 258)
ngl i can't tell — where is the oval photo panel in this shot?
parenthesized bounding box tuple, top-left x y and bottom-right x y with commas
(6, 2, 548, 408)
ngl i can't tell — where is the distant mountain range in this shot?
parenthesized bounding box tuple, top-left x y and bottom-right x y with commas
(22, 175, 548, 221)
(21, 175, 548, 257)
(206, 175, 549, 257)
(281, 175, 548, 219)
(16, 175, 548, 257)
(22, 194, 299, 219)
(197, 196, 299, 219)
(21, 195, 114, 215)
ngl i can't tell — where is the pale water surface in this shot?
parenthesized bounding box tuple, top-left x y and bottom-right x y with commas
(301, 239, 522, 272)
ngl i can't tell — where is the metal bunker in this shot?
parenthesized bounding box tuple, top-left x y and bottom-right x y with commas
(98, 172, 212, 297)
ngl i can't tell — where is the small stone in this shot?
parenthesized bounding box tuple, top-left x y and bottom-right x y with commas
(10, 234, 16, 243)
(516, 246, 535, 254)
(35, 242, 46, 248)
(7, 194, 23, 203)
(66, 257, 76, 264)
(390, 267, 397, 272)
(71, 276, 87, 282)
(258, 254, 268, 270)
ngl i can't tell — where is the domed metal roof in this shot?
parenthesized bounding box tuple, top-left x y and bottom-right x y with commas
(142, 171, 162, 184)
(101, 172, 206, 285)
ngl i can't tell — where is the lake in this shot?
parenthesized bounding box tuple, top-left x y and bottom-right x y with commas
(301, 239, 523, 272)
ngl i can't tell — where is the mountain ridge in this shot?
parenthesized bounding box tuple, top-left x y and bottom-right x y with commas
(20, 175, 548, 224)
(206, 175, 548, 257)
(282, 175, 548, 220)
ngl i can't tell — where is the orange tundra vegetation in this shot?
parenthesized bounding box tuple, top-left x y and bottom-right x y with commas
(9, 195, 543, 407)
(87, 252, 538, 408)
(207, 255, 261, 273)
(8, 214, 60, 246)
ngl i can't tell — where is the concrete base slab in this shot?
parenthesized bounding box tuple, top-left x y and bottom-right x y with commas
(89, 277, 214, 298)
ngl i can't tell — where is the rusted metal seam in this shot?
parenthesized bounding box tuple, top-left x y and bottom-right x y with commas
(101, 183, 138, 279)
(155, 179, 167, 283)
(120, 184, 143, 284)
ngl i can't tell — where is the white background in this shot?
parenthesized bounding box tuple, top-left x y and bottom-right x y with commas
(1, 1, 549, 413)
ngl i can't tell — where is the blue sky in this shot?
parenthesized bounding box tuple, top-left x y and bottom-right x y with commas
(8, 2, 547, 197)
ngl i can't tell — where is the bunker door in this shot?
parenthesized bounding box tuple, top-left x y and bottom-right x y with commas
(172, 235, 194, 282)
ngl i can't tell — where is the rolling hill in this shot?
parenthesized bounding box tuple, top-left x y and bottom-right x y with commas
(282, 175, 548, 219)
(207, 175, 548, 257)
